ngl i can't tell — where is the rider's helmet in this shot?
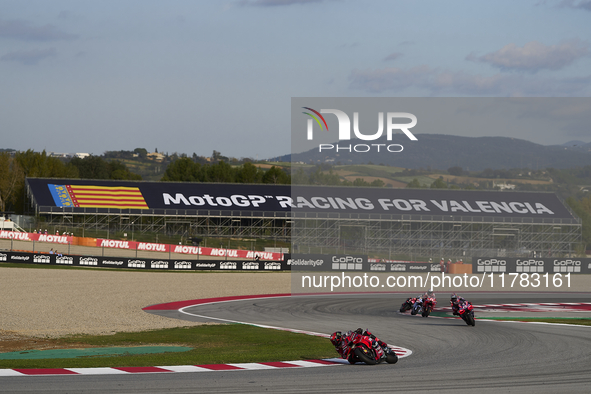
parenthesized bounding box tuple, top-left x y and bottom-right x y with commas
(451, 293, 458, 302)
(427, 289, 434, 297)
(330, 331, 342, 346)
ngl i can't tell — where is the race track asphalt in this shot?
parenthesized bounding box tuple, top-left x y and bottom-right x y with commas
(2, 292, 590, 394)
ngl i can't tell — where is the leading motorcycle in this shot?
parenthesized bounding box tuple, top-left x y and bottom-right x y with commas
(345, 332, 398, 365)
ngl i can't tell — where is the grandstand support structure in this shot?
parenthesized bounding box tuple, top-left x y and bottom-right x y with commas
(36, 210, 293, 243)
(290, 213, 582, 259)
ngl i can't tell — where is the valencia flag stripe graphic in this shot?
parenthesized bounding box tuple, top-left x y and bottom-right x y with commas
(48, 184, 149, 209)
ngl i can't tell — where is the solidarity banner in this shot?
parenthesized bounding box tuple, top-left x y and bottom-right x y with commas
(287, 254, 438, 272)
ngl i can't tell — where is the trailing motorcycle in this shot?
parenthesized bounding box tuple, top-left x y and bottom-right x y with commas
(458, 300, 475, 326)
(400, 297, 416, 313)
(410, 298, 423, 315)
(421, 296, 437, 317)
(346, 332, 398, 365)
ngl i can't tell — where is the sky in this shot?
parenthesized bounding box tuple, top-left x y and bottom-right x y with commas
(1, 0, 591, 159)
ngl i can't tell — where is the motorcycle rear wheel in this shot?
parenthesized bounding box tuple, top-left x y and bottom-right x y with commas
(354, 347, 377, 365)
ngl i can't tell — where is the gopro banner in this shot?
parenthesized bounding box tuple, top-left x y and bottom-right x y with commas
(0, 251, 288, 271)
(473, 257, 591, 274)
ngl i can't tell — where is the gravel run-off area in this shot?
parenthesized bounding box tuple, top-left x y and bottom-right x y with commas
(0, 267, 290, 339)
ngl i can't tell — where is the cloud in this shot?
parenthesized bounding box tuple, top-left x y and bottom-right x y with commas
(383, 52, 402, 62)
(0, 19, 78, 41)
(1, 48, 57, 65)
(467, 40, 589, 72)
(238, 0, 326, 6)
(558, 0, 591, 11)
(348, 65, 591, 96)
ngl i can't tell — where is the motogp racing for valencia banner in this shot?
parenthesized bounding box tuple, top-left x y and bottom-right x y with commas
(26, 178, 575, 220)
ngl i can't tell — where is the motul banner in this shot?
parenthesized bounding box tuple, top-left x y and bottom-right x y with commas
(0, 231, 73, 244)
(94, 239, 282, 260)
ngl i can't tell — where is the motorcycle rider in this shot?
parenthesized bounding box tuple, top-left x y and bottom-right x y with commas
(412, 294, 424, 311)
(422, 289, 436, 301)
(330, 328, 388, 363)
(450, 293, 467, 315)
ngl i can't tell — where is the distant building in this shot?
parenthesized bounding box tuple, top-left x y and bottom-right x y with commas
(49, 152, 69, 158)
(74, 153, 90, 159)
(147, 152, 165, 162)
(493, 182, 516, 190)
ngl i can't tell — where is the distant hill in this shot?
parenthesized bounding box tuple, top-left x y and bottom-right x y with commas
(287, 134, 591, 171)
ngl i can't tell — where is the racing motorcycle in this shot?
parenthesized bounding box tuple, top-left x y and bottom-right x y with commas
(400, 297, 416, 313)
(458, 300, 475, 326)
(346, 332, 398, 365)
(410, 297, 423, 316)
(421, 296, 437, 317)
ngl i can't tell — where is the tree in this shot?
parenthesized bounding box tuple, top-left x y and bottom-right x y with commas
(430, 177, 448, 189)
(69, 155, 111, 179)
(208, 161, 235, 183)
(370, 179, 385, 187)
(134, 148, 148, 159)
(0, 153, 23, 212)
(448, 166, 463, 176)
(262, 166, 290, 184)
(406, 178, 423, 188)
(69, 155, 141, 180)
(236, 162, 263, 184)
(161, 157, 200, 182)
(109, 161, 142, 180)
(291, 167, 309, 185)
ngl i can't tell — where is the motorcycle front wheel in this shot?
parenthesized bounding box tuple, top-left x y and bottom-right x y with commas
(385, 350, 398, 364)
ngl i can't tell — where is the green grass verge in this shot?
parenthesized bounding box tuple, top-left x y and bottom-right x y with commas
(476, 317, 591, 326)
(0, 325, 336, 369)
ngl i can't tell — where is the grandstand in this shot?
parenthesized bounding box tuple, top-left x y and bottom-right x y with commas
(25, 178, 582, 259)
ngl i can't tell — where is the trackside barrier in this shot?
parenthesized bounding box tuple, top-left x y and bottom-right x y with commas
(0, 251, 289, 271)
(0, 232, 283, 261)
(473, 257, 591, 274)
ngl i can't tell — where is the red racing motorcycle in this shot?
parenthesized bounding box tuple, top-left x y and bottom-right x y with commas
(345, 332, 399, 365)
(422, 296, 437, 317)
(458, 300, 475, 326)
(400, 297, 416, 313)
